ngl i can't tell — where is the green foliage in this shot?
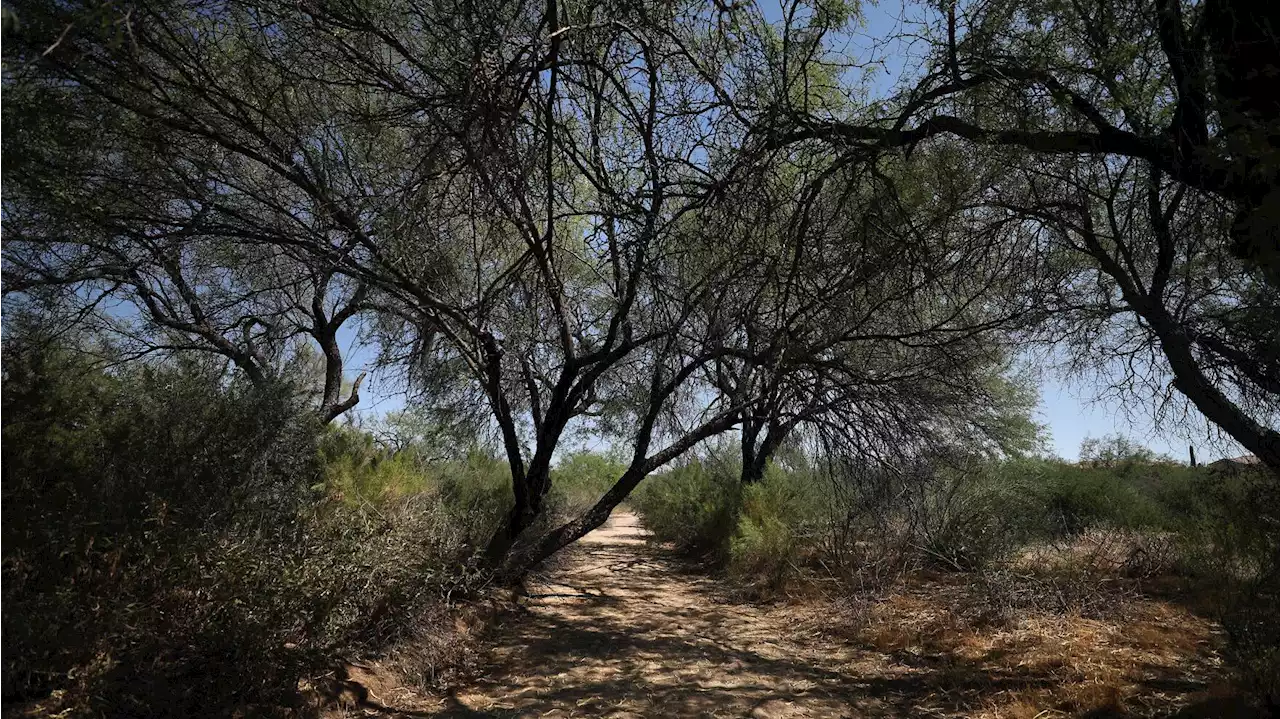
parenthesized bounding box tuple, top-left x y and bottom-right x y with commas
(1002, 459, 1168, 537)
(1043, 469, 1162, 535)
(0, 333, 507, 715)
(972, 370, 1051, 459)
(551, 451, 627, 512)
(318, 424, 512, 541)
(912, 459, 1043, 570)
(633, 452, 835, 592)
(432, 452, 519, 545)
(631, 440, 1275, 589)
(1078, 433, 1164, 468)
(2, 339, 319, 710)
(631, 455, 743, 558)
(320, 425, 434, 500)
(728, 462, 831, 592)
(1169, 473, 1280, 703)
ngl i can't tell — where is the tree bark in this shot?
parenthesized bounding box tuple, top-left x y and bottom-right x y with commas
(741, 420, 787, 485)
(1077, 211, 1280, 475)
(497, 409, 745, 582)
(1147, 310, 1280, 473)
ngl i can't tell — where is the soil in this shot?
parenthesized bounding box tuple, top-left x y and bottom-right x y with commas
(438, 511, 868, 718)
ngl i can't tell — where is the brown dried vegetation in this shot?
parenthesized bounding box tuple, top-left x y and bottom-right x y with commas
(395, 514, 1268, 719)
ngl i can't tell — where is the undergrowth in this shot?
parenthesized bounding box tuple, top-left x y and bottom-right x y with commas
(0, 340, 517, 717)
(631, 443, 1280, 706)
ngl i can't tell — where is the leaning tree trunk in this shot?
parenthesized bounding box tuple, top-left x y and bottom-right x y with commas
(498, 410, 745, 583)
(493, 464, 648, 585)
(1148, 312, 1280, 474)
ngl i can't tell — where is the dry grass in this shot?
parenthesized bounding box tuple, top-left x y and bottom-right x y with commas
(1014, 529, 1183, 580)
(304, 592, 523, 718)
(810, 558, 1252, 719)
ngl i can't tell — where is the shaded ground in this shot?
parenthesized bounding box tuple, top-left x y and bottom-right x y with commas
(438, 512, 873, 718)
(383, 512, 1244, 719)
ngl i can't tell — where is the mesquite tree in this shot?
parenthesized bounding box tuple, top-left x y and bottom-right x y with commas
(2, 0, 1059, 576)
(995, 156, 1280, 469)
(759, 0, 1280, 471)
(771, 0, 1280, 280)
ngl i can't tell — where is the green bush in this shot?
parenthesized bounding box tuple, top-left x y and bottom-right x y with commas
(974, 458, 1189, 539)
(0, 337, 506, 716)
(631, 454, 742, 558)
(903, 458, 1039, 571)
(1044, 468, 1163, 535)
(631, 451, 833, 592)
(2, 345, 318, 711)
(551, 451, 627, 513)
(728, 462, 830, 592)
(1173, 473, 1280, 705)
(320, 425, 435, 500)
(433, 451, 523, 544)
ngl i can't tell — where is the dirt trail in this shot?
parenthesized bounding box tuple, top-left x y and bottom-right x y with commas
(430, 512, 890, 718)
(353, 511, 1235, 719)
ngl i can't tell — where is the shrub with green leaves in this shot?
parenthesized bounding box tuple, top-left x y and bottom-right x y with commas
(320, 425, 435, 500)
(728, 462, 831, 592)
(911, 461, 1040, 571)
(2, 342, 320, 711)
(631, 454, 742, 558)
(0, 336, 508, 716)
(551, 451, 628, 513)
(1170, 472, 1280, 704)
(1037, 466, 1164, 536)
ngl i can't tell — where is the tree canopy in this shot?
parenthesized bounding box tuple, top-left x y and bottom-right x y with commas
(3, 0, 1277, 577)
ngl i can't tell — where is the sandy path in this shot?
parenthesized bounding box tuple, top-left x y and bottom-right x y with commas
(429, 511, 882, 719)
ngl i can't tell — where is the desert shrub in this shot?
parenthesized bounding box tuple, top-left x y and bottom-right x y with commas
(1148, 467, 1215, 527)
(1220, 586, 1280, 708)
(728, 462, 830, 593)
(551, 451, 628, 513)
(631, 453, 741, 558)
(821, 455, 1185, 577)
(0, 337, 506, 716)
(633, 451, 835, 589)
(818, 461, 923, 588)
(973, 564, 1138, 625)
(320, 425, 434, 501)
(908, 458, 1041, 571)
(1171, 472, 1280, 705)
(1052, 471, 1163, 534)
(320, 427, 512, 547)
(432, 452, 521, 543)
(979, 458, 1175, 538)
(1004, 457, 1280, 704)
(2, 346, 318, 711)
(730, 512, 797, 591)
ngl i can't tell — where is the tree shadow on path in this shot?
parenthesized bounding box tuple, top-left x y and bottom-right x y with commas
(419, 513, 1251, 719)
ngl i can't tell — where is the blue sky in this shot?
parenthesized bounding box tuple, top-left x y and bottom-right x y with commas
(1036, 376, 1237, 462)
(838, 0, 1235, 461)
(337, 329, 1237, 463)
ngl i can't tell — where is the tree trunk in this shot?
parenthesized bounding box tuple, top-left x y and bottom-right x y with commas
(1204, 0, 1280, 283)
(740, 415, 762, 484)
(481, 505, 527, 569)
(1147, 310, 1280, 473)
(480, 456, 560, 568)
(741, 421, 788, 484)
(498, 410, 745, 582)
(495, 465, 647, 584)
